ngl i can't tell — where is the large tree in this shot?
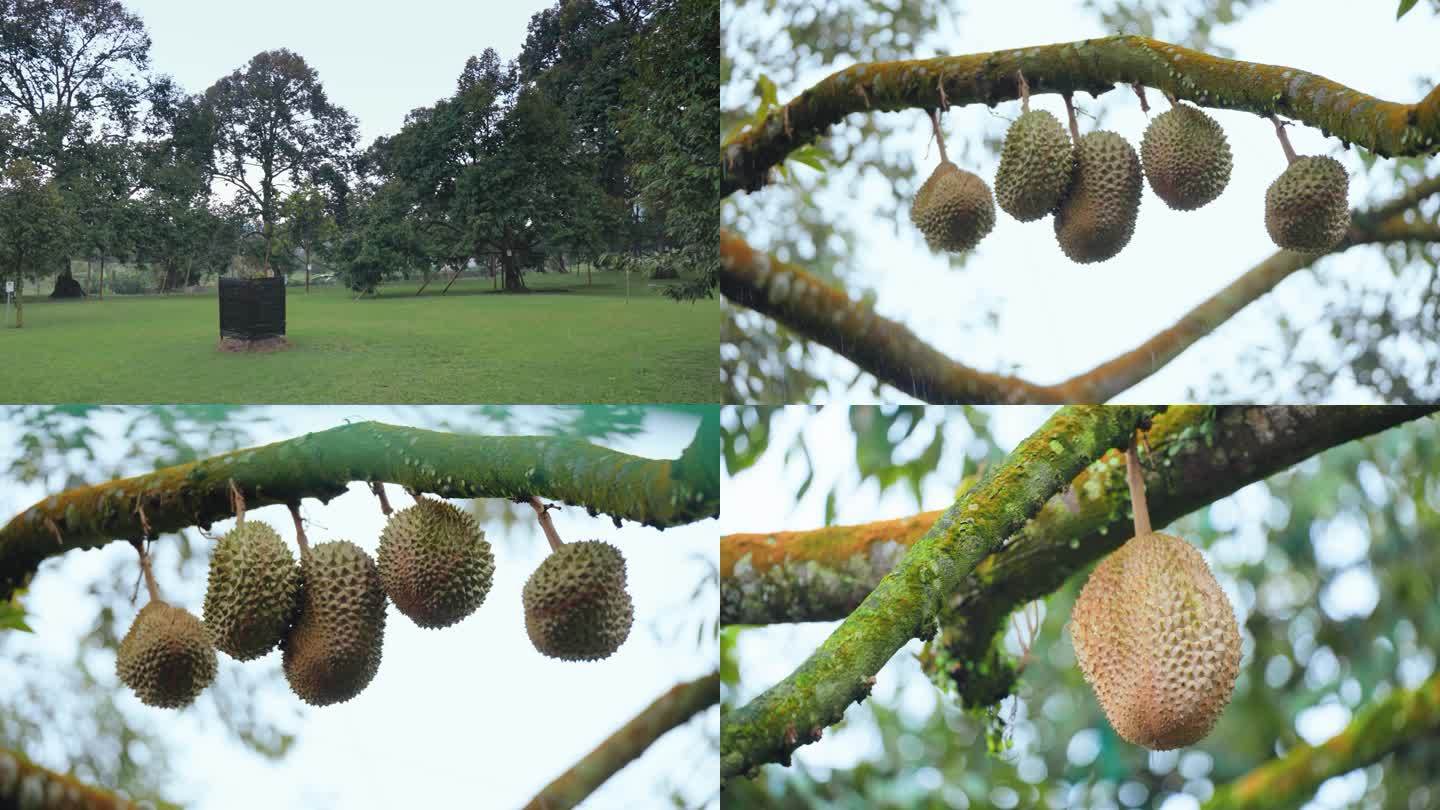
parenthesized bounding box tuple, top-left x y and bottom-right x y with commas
(0, 159, 70, 326)
(0, 0, 152, 297)
(203, 49, 357, 275)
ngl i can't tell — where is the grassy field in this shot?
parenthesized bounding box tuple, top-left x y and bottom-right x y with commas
(0, 271, 717, 403)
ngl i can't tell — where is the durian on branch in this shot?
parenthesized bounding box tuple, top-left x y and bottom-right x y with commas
(721, 178, 1440, 403)
(0, 418, 720, 601)
(523, 670, 720, 810)
(721, 34, 1440, 196)
(720, 405, 1161, 779)
(1204, 668, 1440, 810)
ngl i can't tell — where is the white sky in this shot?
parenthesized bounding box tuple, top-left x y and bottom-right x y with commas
(127, 0, 552, 147)
(2, 406, 718, 810)
(721, 404, 1398, 807)
(727, 0, 1440, 403)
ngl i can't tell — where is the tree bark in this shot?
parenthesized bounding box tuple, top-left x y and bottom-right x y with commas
(721, 406, 1437, 627)
(0, 416, 720, 600)
(524, 671, 720, 810)
(1205, 670, 1440, 810)
(722, 201, 1440, 403)
(720, 406, 1160, 778)
(0, 747, 168, 809)
(722, 34, 1440, 196)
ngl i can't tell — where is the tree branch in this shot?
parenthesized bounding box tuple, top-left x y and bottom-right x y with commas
(720, 407, 1436, 709)
(0, 420, 719, 600)
(720, 406, 1160, 778)
(523, 671, 720, 810)
(722, 34, 1440, 195)
(1204, 670, 1440, 810)
(722, 204, 1440, 403)
(0, 746, 176, 809)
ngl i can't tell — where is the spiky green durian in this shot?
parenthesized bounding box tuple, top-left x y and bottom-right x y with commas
(523, 540, 634, 662)
(995, 109, 1075, 221)
(117, 601, 218, 709)
(1054, 131, 1143, 263)
(203, 521, 300, 660)
(1264, 155, 1350, 251)
(378, 499, 495, 628)
(1140, 103, 1232, 210)
(282, 541, 387, 706)
(1069, 532, 1241, 750)
(910, 161, 996, 253)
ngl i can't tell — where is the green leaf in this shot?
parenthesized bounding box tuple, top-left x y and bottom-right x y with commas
(0, 602, 32, 632)
(1397, 0, 1419, 18)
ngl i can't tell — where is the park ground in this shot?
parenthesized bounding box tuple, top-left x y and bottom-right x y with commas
(0, 271, 718, 403)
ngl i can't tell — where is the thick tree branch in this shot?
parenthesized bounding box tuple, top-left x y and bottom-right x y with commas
(720, 406, 1160, 778)
(524, 671, 720, 810)
(722, 203, 1440, 403)
(0, 420, 719, 600)
(720, 407, 1436, 708)
(722, 34, 1440, 195)
(0, 747, 175, 809)
(1204, 670, 1440, 810)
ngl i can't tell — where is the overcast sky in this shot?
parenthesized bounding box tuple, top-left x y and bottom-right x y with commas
(2, 406, 718, 810)
(722, 404, 1393, 809)
(127, 0, 552, 146)
(725, 0, 1440, 403)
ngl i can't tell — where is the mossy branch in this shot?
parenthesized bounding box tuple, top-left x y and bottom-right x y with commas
(721, 193, 1440, 403)
(1205, 670, 1440, 810)
(720, 407, 1436, 708)
(722, 34, 1440, 195)
(719, 405, 1160, 779)
(523, 670, 720, 810)
(0, 747, 177, 810)
(0, 420, 720, 600)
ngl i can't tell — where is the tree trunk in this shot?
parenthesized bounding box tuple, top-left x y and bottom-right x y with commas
(501, 249, 527, 292)
(304, 245, 311, 293)
(49, 264, 85, 299)
(99, 256, 105, 299)
(14, 275, 23, 328)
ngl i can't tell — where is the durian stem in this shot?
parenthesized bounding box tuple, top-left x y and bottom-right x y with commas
(370, 481, 393, 516)
(1132, 82, 1150, 113)
(1270, 115, 1298, 164)
(288, 503, 310, 555)
(1063, 93, 1081, 145)
(1016, 70, 1030, 114)
(229, 479, 246, 524)
(1125, 445, 1152, 537)
(530, 496, 565, 551)
(928, 109, 950, 165)
(137, 545, 161, 603)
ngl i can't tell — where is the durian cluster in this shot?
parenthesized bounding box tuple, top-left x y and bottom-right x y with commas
(911, 94, 1350, 261)
(116, 497, 634, 710)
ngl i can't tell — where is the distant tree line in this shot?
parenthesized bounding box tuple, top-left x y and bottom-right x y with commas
(0, 0, 716, 326)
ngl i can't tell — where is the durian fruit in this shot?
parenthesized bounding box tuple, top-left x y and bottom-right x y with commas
(1140, 103, 1232, 210)
(1069, 532, 1241, 749)
(117, 601, 218, 709)
(994, 109, 1074, 221)
(1054, 131, 1143, 263)
(282, 541, 388, 706)
(523, 540, 634, 661)
(377, 498, 495, 628)
(1264, 155, 1350, 251)
(910, 161, 996, 253)
(203, 521, 301, 660)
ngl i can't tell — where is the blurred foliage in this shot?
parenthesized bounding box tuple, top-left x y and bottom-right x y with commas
(722, 407, 1440, 808)
(1, 404, 713, 807)
(723, 0, 1440, 404)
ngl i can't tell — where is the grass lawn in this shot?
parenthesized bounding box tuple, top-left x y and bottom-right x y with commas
(0, 271, 718, 403)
